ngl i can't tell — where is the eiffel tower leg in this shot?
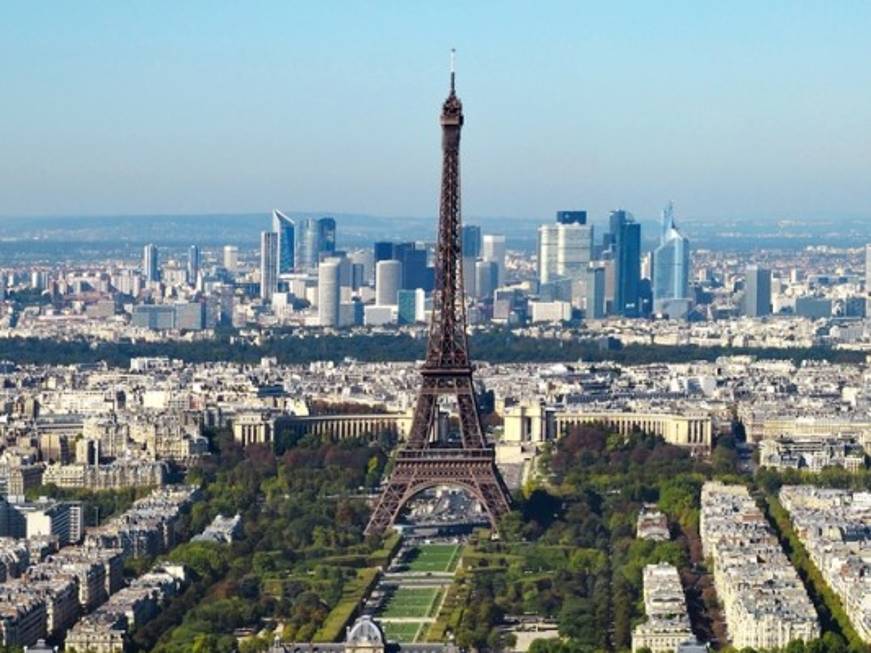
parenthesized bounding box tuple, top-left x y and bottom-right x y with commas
(365, 474, 411, 537)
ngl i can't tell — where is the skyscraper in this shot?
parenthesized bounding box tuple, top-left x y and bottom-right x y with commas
(745, 266, 772, 317)
(397, 288, 425, 325)
(295, 217, 336, 271)
(143, 244, 159, 283)
(394, 242, 429, 290)
(481, 234, 506, 286)
(607, 210, 641, 317)
(222, 245, 238, 274)
(373, 241, 395, 263)
(375, 259, 401, 306)
(652, 203, 691, 315)
(538, 219, 593, 285)
(585, 266, 605, 319)
(318, 258, 341, 327)
(474, 260, 498, 301)
(461, 225, 482, 257)
(319, 217, 337, 256)
(272, 209, 295, 274)
(260, 231, 278, 302)
(187, 245, 200, 286)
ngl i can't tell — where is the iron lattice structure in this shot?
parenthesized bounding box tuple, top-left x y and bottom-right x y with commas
(364, 67, 512, 537)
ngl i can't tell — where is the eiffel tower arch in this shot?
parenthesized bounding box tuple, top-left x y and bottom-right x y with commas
(365, 55, 512, 537)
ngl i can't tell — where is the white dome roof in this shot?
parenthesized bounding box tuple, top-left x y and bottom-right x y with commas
(346, 616, 384, 645)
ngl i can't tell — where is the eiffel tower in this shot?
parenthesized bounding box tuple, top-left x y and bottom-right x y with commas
(365, 54, 512, 537)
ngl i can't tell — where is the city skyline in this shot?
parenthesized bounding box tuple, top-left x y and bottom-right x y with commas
(2, 3, 871, 221)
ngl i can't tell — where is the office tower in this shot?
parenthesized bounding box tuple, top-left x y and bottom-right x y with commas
(143, 244, 159, 283)
(474, 260, 498, 301)
(187, 245, 200, 286)
(223, 245, 238, 273)
(394, 242, 429, 290)
(555, 210, 587, 225)
(606, 210, 641, 317)
(745, 266, 772, 317)
(349, 250, 374, 285)
(296, 219, 319, 271)
(375, 259, 402, 306)
(538, 221, 593, 285)
(272, 209, 295, 274)
(461, 225, 482, 257)
(319, 217, 336, 256)
(482, 234, 506, 286)
(585, 266, 605, 319)
(294, 217, 336, 271)
(318, 258, 341, 326)
(374, 241, 395, 263)
(259, 231, 279, 302)
(397, 288, 425, 324)
(652, 204, 691, 314)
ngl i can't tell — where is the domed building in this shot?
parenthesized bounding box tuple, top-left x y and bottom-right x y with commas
(344, 616, 386, 653)
(269, 615, 458, 653)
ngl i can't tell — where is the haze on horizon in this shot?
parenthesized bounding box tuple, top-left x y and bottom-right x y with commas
(1, 1, 870, 223)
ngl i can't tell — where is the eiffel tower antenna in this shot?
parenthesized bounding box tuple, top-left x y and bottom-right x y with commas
(365, 57, 512, 537)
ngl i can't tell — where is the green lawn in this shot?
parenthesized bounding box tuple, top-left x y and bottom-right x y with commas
(405, 544, 461, 573)
(379, 621, 424, 643)
(380, 587, 440, 619)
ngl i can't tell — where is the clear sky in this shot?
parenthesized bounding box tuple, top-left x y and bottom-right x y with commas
(1, 1, 870, 222)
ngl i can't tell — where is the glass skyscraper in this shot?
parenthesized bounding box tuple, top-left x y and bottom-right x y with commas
(260, 231, 278, 301)
(295, 217, 336, 271)
(608, 210, 641, 317)
(143, 244, 159, 283)
(271, 209, 295, 274)
(652, 203, 691, 315)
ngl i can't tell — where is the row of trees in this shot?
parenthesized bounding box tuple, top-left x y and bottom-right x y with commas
(0, 332, 862, 368)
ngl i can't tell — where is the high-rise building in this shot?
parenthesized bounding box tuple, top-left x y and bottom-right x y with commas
(272, 209, 295, 274)
(607, 210, 641, 317)
(223, 245, 238, 273)
(461, 225, 482, 257)
(260, 231, 279, 302)
(744, 266, 772, 317)
(374, 241, 395, 263)
(295, 217, 336, 271)
(319, 217, 337, 257)
(585, 266, 605, 319)
(474, 260, 498, 301)
(318, 258, 341, 327)
(143, 244, 159, 283)
(652, 203, 691, 315)
(375, 260, 402, 306)
(187, 245, 200, 286)
(481, 234, 506, 286)
(397, 288, 425, 324)
(556, 210, 587, 225)
(394, 242, 430, 290)
(538, 221, 593, 285)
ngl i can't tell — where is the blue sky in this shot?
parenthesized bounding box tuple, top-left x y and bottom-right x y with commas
(1, 1, 870, 222)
